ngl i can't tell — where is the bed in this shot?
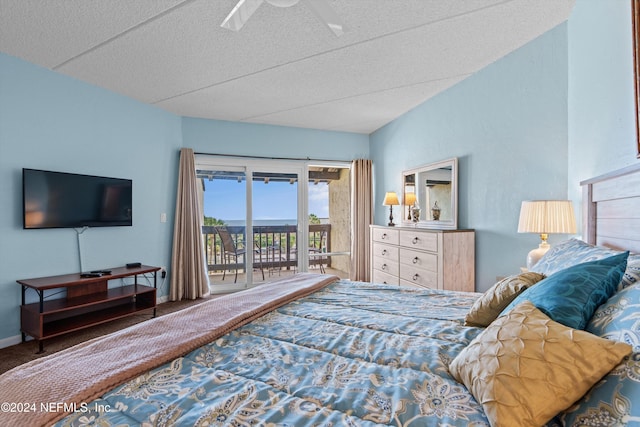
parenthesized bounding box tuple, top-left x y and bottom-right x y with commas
(1, 164, 639, 427)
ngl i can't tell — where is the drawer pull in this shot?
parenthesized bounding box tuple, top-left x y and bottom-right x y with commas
(412, 237, 419, 244)
(382, 249, 387, 255)
(412, 256, 419, 264)
(413, 274, 419, 281)
(382, 233, 388, 239)
(382, 264, 388, 271)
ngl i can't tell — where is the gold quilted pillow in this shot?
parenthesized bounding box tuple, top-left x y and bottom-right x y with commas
(464, 272, 545, 327)
(449, 301, 632, 427)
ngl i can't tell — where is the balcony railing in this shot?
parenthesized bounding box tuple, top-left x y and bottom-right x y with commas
(202, 224, 331, 274)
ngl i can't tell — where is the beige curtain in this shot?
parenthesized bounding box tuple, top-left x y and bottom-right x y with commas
(170, 148, 209, 300)
(350, 158, 373, 281)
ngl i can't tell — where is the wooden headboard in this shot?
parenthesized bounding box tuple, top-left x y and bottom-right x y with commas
(581, 163, 640, 253)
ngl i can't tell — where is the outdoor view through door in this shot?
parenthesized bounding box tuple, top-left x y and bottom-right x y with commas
(196, 157, 351, 291)
(307, 166, 351, 278)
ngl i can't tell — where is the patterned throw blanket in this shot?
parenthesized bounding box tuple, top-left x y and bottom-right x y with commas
(0, 273, 338, 426)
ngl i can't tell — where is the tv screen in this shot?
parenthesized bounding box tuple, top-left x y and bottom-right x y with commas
(23, 168, 132, 229)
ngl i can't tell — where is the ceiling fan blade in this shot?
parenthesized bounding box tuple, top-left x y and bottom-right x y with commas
(221, 0, 264, 32)
(303, 0, 348, 37)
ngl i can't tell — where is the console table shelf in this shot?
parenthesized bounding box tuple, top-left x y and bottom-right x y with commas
(39, 299, 153, 338)
(18, 265, 160, 353)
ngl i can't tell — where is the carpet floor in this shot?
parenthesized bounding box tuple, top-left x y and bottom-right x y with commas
(0, 295, 216, 375)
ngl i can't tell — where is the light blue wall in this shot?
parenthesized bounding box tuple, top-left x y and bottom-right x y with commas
(182, 117, 369, 160)
(370, 24, 570, 292)
(567, 0, 638, 221)
(0, 53, 183, 342)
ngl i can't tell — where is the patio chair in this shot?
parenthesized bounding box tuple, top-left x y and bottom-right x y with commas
(308, 230, 327, 274)
(215, 226, 264, 283)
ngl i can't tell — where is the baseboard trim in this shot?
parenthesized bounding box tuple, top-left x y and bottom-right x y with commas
(157, 295, 169, 304)
(0, 334, 24, 350)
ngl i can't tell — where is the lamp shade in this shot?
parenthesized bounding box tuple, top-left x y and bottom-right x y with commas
(517, 200, 577, 234)
(404, 192, 416, 206)
(383, 192, 400, 206)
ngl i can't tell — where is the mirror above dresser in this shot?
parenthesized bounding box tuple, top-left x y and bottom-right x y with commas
(402, 157, 458, 229)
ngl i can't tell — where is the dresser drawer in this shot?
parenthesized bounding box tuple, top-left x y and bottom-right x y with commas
(372, 269, 399, 285)
(398, 279, 427, 290)
(372, 227, 399, 245)
(399, 248, 437, 272)
(372, 256, 399, 277)
(399, 230, 438, 252)
(400, 265, 438, 288)
(372, 242, 399, 262)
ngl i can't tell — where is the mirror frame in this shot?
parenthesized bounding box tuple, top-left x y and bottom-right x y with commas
(401, 157, 458, 229)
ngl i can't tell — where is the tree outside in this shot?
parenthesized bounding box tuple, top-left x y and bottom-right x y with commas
(204, 216, 225, 226)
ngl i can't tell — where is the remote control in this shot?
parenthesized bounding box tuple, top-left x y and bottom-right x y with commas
(81, 272, 103, 278)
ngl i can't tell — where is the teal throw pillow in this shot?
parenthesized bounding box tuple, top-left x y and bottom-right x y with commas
(500, 251, 629, 330)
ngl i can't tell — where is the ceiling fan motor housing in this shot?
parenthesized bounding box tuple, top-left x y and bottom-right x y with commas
(265, 0, 300, 7)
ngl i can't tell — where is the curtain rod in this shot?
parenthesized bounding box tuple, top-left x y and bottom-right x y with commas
(193, 152, 354, 163)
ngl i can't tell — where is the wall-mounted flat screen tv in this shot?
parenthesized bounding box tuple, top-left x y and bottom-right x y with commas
(23, 168, 133, 229)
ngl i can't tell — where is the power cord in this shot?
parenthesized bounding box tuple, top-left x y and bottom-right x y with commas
(119, 271, 168, 298)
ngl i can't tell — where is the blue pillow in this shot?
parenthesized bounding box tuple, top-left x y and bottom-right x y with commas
(500, 251, 629, 330)
(562, 282, 640, 425)
(529, 238, 621, 276)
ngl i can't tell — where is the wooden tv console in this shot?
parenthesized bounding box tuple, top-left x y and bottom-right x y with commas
(18, 265, 160, 353)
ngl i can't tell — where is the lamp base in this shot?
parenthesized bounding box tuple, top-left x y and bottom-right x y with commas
(526, 241, 550, 269)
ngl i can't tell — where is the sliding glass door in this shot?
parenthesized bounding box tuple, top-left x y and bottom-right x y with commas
(196, 157, 303, 291)
(252, 170, 299, 282)
(196, 155, 350, 292)
(197, 165, 251, 292)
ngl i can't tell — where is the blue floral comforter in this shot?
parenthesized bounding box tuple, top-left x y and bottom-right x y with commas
(55, 280, 491, 426)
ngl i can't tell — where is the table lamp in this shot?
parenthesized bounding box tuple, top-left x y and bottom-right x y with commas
(404, 192, 416, 220)
(383, 192, 400, 226)
(518, 200, 577, 269)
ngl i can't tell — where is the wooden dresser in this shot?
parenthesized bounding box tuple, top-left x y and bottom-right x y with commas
(370, 225, 475, 292)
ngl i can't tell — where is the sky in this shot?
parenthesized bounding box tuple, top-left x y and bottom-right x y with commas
(203, 178, 329, 222)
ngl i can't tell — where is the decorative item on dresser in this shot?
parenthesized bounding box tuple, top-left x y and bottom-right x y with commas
(370, 225, 475, 291)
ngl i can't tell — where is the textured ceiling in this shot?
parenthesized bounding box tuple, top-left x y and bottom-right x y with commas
(0, 0, 575, 134)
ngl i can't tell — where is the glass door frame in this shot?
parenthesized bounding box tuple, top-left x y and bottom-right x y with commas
(196, 155, 308, 289)
(195, 160, 248, 293)
(196, 155, 352, 288)
(247, 160, 307, 285)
